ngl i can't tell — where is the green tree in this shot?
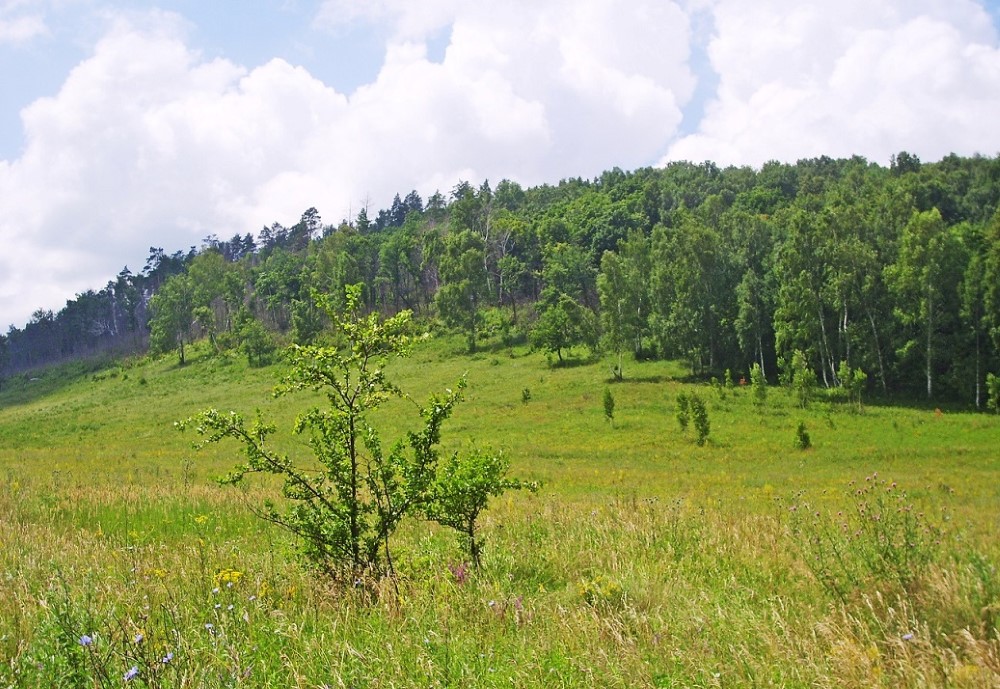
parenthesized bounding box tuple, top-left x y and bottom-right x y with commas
(750, 362, 767, 407)
(987, 373, 1000, 413)
(597, 232, 650, 380)
(603, 387, 615, 425)
(530, 293, 598, 363)
(675, 392, 690, 431)
(425, 448, 533, 568)
(436, 230, 488, 352)
(650, 215, 734, 374)
(886, 209, 966, 399)
(790, 349, 816, 408)
(182, 286, 473, 579)
(837, 360, 868, 411)
(235, 312, 275, 367)
(0, 333, 8, 391)
(149, 273, 194, 364)
(690, 393, 710, 446)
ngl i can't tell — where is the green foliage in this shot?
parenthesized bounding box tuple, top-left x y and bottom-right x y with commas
(234, 313, 275, 367)
(836, 360, 868, 410)
(710, 376, 726, 401)
(750, 362, 767, 407)
(794, 421, 811, 450)
(675, 391, 690, 431)
(597, 234, 650, 381)
(521, 387, 531, 405)
(690, 393, 710, 446)
(148, 274, 194, 364)
(290, 297, 324, 345)
(987, 372, 1000, 413)
(182, 285, 503, 580)
(790, 350, 816, 408)
(424, 447, 534, 567)
(724, 368, 735, 390)
(603, 387, 615, 424)
(436, 230, 488, 352)
(530, 294, 598, 363)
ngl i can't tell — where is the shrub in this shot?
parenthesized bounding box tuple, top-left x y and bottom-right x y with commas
(603, 387, 615, 425)
(987, 372, 1000, 413)
(750, 363, 767, 407)
(724, 368, 735, 391)
(795, 421, 811, 450)
(675, 392, 690, 431)
(790, 350, 816, 408)
(690, 393, 710, 446)
(425, 447, 536, 567)
(182, 285, 526, 582)
(837, 360, 868, 411)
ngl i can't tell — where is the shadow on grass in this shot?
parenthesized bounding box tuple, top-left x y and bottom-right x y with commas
(605, 375, 668, 385)
(0, 356, 121, 409)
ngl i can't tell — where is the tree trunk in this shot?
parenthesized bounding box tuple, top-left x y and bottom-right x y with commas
(867, 310, 888, 393)
(926, 289, 933, 399)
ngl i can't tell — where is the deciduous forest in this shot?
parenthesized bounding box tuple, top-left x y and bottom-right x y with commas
(5, 152, 1000, 406)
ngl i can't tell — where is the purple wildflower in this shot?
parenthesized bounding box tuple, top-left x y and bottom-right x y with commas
(78, 635, 93, 647)
(124, 666, 139, 681)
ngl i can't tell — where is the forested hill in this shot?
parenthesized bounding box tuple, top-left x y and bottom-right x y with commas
(3, 152, 1000, 406)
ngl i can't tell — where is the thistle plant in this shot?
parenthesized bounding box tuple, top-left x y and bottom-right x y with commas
(787, 475, 944, 602)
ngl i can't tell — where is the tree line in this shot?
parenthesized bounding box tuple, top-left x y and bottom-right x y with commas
(3, 152, 1000, 406)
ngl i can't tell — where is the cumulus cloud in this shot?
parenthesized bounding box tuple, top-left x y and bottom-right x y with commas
(664, 0, 1000, 166)
(0, 2, 695, 328)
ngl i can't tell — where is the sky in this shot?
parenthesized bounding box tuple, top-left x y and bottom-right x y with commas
(2, 0, 1000, 331)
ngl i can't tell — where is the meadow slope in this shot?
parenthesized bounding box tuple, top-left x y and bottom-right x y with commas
(1, 335, 998, 688)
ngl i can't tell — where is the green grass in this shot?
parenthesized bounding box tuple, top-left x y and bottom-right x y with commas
(1, 335, 999, 687)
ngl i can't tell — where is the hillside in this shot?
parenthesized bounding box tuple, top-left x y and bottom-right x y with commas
(5, 154, 1000, 410)
(1, 331, 998, 687)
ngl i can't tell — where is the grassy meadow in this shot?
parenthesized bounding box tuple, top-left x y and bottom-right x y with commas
(1, 332, 999, 688)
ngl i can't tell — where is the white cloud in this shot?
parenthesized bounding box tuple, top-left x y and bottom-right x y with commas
(0, 0, 49, 45)
(0, 13, 46, 43)
(664, 0, 1000, 166)
(1, 2, 696, 328)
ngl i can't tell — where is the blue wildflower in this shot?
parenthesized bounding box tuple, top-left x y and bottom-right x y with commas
(78, 635, 93, 647)
(124, 666, 139, 681)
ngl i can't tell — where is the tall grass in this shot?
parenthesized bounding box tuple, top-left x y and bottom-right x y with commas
(1, 335, 998, 687)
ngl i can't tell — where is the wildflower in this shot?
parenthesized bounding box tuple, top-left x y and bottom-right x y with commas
(161, 652, 174, 664)
(79, 635, 93, 647)
(124, 666, 139, 682)
(134, 632, 144, 644)
(213, 569, 244, 589)
(205, 623, 214, 633)
(902, 633, 914, 641)
(448, 562, 469, 585)
(193, 515, 208, 526)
